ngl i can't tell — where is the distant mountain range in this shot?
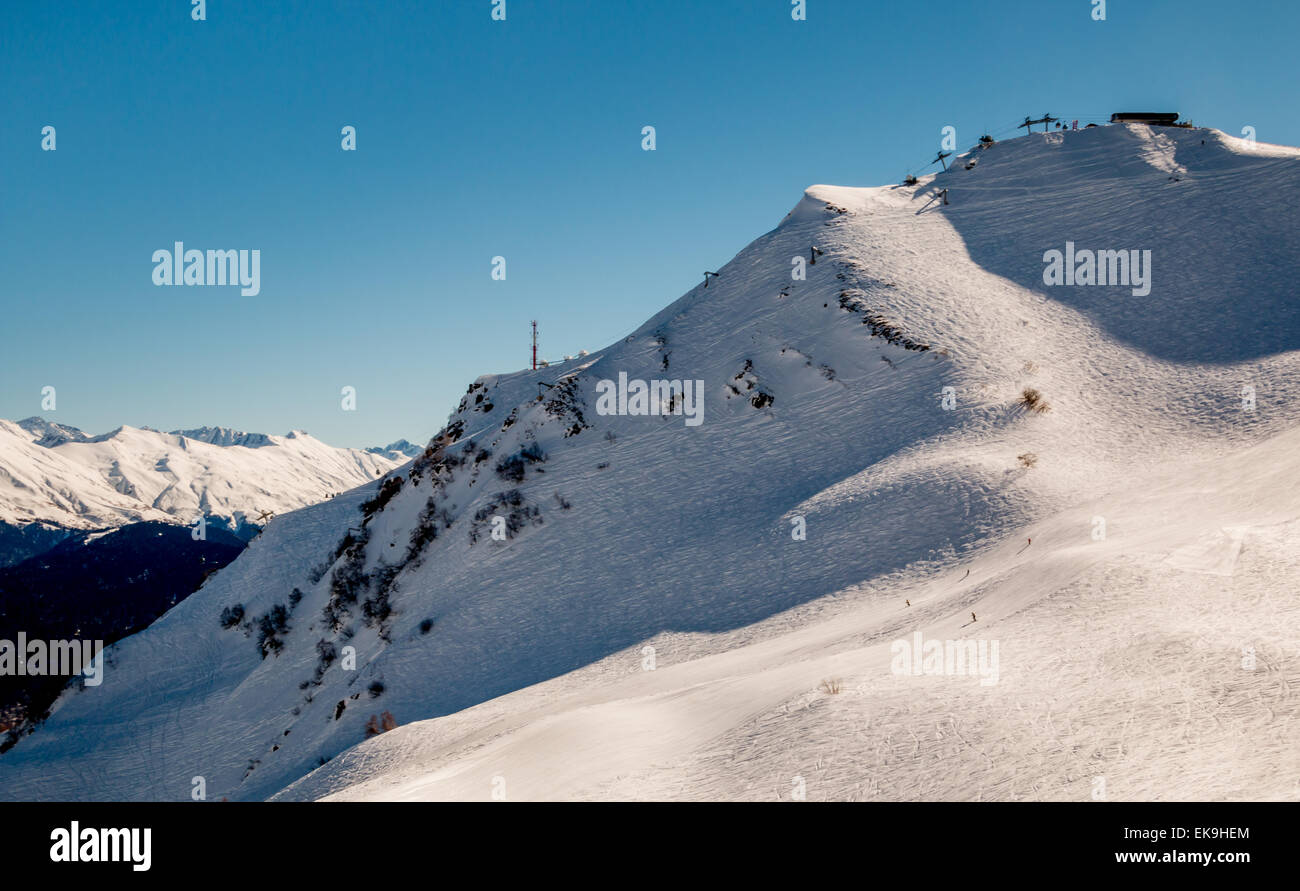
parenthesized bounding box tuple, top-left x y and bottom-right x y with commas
(0, 420, 423, 728)
(365, 439, 423, 461)
(0, 418, 415, 536)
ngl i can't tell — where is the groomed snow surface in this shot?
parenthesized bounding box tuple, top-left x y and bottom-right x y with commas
(3, 124, 1298, 801)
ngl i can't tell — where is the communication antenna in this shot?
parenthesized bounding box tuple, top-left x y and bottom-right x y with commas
(531, 320, 538, 370)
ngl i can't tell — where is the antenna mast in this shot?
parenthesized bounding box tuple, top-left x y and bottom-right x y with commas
(531, 320, 538, 370)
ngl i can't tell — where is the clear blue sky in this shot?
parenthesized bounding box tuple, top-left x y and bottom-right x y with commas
(3, 0, 1297, 448)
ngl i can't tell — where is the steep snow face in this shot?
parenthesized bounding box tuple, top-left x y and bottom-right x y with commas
(0, 421, 404, 531)
(932, 124, 1300, 362)
(3, 125, 1299, 802)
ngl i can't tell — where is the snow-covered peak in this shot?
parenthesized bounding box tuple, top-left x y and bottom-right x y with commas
(15, 416, 90, 448)
(5, 124, 1300, 802)
(365, 439, 423, 461)
(171, 426, 276, 449)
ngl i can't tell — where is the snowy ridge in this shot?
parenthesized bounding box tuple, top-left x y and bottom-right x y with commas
(3, 124, 1299, 801)
(365, 440, 424, 461)
(0, 420, 405, 532)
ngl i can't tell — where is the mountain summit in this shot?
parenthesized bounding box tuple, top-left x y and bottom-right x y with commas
(4, 124, 1299, 801)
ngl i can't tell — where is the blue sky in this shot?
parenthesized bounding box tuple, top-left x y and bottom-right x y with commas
(3, 0, 1297, 448)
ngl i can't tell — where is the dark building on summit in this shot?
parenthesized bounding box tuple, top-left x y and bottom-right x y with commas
(1110, 112, 1181, 126)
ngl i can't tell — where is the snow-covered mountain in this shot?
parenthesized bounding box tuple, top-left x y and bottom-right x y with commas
(3, 124, 1299, 801)
(365, 439, 424, 461)
(0, 420, 406, 533)
(16, 417, 92, 448)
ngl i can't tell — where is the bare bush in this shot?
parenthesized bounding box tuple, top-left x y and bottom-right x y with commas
(255, 604, 291, 658)
(219, 604, 245, 629)
(1019, 387, 1051, 413)
(365, 710, 398, 737)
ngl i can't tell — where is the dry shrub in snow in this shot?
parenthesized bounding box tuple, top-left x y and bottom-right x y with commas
(1019, 387, 1051, 414)
(365, 711, 398, 737)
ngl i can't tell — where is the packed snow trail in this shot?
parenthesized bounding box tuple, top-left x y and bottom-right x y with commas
(285, 423, 1300, 801)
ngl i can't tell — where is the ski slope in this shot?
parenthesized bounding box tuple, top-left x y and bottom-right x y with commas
(3, 124, 1298, 801)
